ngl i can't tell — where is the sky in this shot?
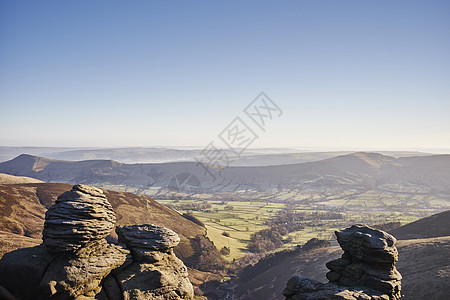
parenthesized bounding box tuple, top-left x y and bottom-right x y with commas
(1, 1, 449, 151)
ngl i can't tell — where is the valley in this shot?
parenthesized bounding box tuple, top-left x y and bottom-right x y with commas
(1, 151, 449, 261)
(154, 198, 427, 260)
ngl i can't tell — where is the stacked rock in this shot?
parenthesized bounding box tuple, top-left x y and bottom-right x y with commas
(283, 225, 402, 300)
(0, 185, 195, 300)
(115, 224, 194, 299)
(116, 224, 180, 255)
(326, 225, 402, 299)
(43, 184, 116, 252)
(0, 184, 129, 299)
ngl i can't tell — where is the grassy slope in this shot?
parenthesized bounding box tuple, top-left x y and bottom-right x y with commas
(0, 173, 43, 184)
(389, 210, 450, 240)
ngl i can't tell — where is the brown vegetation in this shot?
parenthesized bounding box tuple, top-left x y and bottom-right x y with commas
(0, 181, 218, 272)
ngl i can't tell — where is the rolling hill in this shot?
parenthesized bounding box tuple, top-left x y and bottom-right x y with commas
(1, 152, 449, 189)
(389, 209, 450, 240)
(1, 153, 449, 205)
(0, 146, 433, 165)
(0, 173, 43, 184)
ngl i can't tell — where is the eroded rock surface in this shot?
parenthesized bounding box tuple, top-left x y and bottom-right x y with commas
(43, 184, 116, 253)
(0, 185, 194, 300)
(39, 240, 130, 299)
(116, 225, 194, 299)
(284, 225, 402, 300)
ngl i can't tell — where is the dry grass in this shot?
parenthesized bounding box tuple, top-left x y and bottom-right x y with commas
(0, 173, 43, 184)
(0, 182, 206, 263)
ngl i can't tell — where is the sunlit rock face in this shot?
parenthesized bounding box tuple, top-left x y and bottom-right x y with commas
(0, 185, 194, 300)
(283, 225, 402, 300)
(116, 224, 194, 300)
(43, 184, 116, 253)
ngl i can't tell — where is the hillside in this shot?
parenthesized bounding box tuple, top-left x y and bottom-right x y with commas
(2, 152, 450, 194)
(232, 211, 450, 299)
(389, 209, 450, 240)
(0, 173, 43, 184)
(232, 236, 450, 300)
(1, 153, 449, 217)
(0, 181, 209, 267)
(0, 146, 433, 165)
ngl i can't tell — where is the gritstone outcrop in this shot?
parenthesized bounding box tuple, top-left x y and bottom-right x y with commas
(116, 225, 193, 299)
(0, 184, 194, 300)
(283, 224, 402, 300)
(43, 184, 116, 253)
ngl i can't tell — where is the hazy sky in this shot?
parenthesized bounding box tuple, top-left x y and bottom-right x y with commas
(1, 1, 449, 150)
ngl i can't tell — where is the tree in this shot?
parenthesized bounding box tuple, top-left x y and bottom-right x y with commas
(220, 246, 231, 256)
(224, 205, 234, 211)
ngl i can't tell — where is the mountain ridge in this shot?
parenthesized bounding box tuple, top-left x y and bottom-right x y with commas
(1, 152, 450, 196)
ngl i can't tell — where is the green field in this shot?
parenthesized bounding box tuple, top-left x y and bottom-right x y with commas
(155, 199, 423, 260)
(97, 183, 448, 260)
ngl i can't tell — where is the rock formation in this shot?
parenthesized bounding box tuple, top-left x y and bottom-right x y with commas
(115, 225, 193, 299)
(43, 184, 116, 253)
(283, 225, 402, 299)
(0, 184, 194, 300)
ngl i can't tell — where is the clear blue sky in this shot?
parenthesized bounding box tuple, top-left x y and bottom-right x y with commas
(1, 1, 449, 150)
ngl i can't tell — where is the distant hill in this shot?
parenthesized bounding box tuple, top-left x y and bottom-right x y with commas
(389, 210, 450, 240)
(0, 146, 435, 165)
(1, 152, 450, 195)
(0, 173, 43, 184)
(0, 180, 214, 269)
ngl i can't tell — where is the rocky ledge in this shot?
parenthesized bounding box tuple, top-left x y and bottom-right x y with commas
(0, 184, 194, 300)
(283, 225, 402, 300)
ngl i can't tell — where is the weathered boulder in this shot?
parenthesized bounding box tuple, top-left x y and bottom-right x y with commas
(115, 225, 194, 300)
(0, 185, 195, 300)
(326, 225, 401, 299)
(39, 240, 130, 299)
(0, 244, 53, 300)
(284, 225, 402, 300)
(116, 224, 180, 258)
(43, 184, 116, 253)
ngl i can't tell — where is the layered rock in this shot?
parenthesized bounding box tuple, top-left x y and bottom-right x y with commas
(284, 225, 402, 300)
(116, 224, 180, 257)
(115, 224, 194, 300)
(0, 185, 194, 300)
(283, 275, 390, 300)
(43, 184, 116, 253)
(39, 240, 130, 299)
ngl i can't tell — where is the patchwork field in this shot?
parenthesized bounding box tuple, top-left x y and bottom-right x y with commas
(155, 199, 425, 260)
